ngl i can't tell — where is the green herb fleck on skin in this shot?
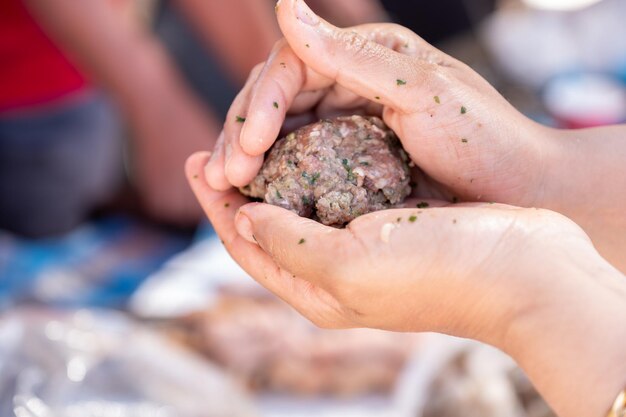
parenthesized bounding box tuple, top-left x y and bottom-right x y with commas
(461, 106, 467, 114)
(302, 195, 311, 205)
(416, 202, 429, 209)
(408, 215, 418, 223)
(236, 116, 246, 123)
(488, 201, 495, 204)
(360, 161, 370, 166)
(461, 138, 468, 143)
(434, 96, 440, 104)
(273, 101, 279, 109)
(276, 190, 283, 199)
(375, 96, 381, 100)
(224, 203, 230, 208)
(396, 79, 407, 86)
(403, 42, 409, 48)
(298, 238, 306, 245)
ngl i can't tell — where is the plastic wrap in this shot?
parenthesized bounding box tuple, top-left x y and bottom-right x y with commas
(0, 308, 257, 417)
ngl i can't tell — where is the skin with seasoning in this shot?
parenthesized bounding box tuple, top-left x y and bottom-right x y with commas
(197, 1, 626, 416)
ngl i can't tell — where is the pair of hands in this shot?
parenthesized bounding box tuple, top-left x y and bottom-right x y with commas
(187, 1, 626, 415)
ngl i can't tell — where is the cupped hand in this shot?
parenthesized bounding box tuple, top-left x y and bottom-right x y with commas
(190, 152, 599, 349)
(205, 0, 556, 207)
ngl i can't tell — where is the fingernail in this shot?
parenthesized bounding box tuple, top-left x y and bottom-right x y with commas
(294, 0, 319, 26)
(235, 212, 257, 244)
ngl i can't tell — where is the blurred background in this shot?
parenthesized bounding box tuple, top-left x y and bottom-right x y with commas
(1, 0, 625, 416)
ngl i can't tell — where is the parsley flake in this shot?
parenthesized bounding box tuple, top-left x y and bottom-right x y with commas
(461, 138, 468, 143)
(396, 79, 407, 86)
(416, 202, 429, 209)
(434, 96, 440, 104)
(235, 116, 246, 123)
(273, 101, 279, 109)
(408, 215, 418, 223)
(298, 238, 306, 245)
(461, 106, 467, 114)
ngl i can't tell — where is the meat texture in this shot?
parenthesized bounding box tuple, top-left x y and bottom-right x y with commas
(240, 115, 411, 226)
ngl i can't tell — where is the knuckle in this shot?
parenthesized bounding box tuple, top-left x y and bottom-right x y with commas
(336, 29, 370, 58)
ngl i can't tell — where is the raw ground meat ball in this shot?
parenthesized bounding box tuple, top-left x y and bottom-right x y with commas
(239, 115, 412, 227)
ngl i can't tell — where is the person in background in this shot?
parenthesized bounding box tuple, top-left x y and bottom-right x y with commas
(0, 0, 284, 237)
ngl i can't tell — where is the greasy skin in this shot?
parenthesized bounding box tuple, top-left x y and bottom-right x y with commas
(194, 1, 626, 416)
(240, 116, 411, 226)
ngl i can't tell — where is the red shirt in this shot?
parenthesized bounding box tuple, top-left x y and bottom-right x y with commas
(0, 0, 88, 112)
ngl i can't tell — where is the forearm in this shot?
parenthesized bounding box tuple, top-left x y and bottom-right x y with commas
(24, 0, 197, 115)
(543, 125, 626, 272)
(505, 253, 626, 417)
(173, 0, 281, 84)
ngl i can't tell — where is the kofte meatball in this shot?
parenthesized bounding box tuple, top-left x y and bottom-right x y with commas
(239, 115, 412, 227)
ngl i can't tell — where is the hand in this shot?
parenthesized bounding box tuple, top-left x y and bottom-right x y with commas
(205, 0, 626, 272)
(129, 88, 221, 226)
(205, 0, 552, 207)
(189, 151, 626, 417)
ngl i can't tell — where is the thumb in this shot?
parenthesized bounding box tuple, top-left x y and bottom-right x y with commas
(275, 0, 450, 114)
(234, 202, 348, 289)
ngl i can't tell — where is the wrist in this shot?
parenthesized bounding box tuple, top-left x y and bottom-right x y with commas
(503, 250, 626, 417)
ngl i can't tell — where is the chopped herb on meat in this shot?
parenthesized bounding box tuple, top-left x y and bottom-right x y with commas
(416, 202, 429, 208)
(276, 190, 283, 199)
(273, 101, 279, 109)
(375, 96, 381, 100)
(298, 238, 306, 245)
(461, 138, 468, 143)
(342, 158, 355, 181)
(396, 79, 407, 86)
(408, 215, 418, 222)
(236, 116, 246, 123)
(461, 106, 467, 114)
(434, 96, 440, 104)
